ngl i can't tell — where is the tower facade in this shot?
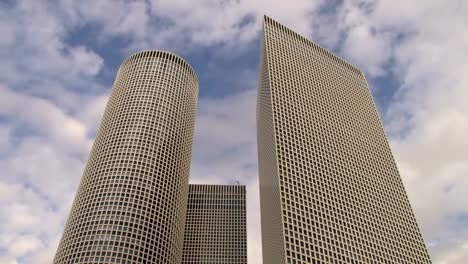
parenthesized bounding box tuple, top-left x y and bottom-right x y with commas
(182, 184, 247, 264)
(54, 50, 198, 264)
(257, 16, 431, 264)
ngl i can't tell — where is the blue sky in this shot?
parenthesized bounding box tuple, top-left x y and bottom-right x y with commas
(1, 0, 467, 263)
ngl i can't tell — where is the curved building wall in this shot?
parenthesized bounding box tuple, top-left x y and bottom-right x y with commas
(54, 50, 198, 264)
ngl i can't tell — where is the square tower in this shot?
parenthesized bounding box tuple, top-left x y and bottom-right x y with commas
(182, 184, 247, 264)
(257, 16, 431, 264)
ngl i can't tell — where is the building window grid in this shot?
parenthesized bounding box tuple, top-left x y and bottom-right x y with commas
(54, 51, 198, 264)
(182, 185, 247, 264)
(258, 16, 431, 264)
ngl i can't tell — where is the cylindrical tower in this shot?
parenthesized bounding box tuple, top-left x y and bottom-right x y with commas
(54, 50, 198, 264)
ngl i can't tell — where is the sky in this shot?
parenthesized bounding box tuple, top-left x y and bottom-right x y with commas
(0, 0, 467, 263)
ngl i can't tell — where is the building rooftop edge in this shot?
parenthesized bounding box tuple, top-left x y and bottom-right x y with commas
(188, 183, 246, 187)
(263, 15, 364, 76)
(121, 49, 198, 83)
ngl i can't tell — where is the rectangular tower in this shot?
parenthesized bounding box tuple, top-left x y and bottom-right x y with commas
(182, 184, 247, 264)
(257, 16, 431, 264)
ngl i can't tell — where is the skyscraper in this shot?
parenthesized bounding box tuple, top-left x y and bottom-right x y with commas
(54, 50, 198, 264)
(182, 184, 247, 264)
(257, 16, 431, 264)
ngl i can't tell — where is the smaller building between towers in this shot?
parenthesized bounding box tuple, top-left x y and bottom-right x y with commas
(182, 184, 247, 264)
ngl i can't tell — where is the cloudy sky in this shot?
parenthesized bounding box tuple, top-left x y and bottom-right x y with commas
(0, 0, 467, 263)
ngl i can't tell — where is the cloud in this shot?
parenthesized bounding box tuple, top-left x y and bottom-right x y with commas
(309, 0, 395, 77)
(144, 0, 322, 53)
(186, 1, 468, 262)
(0, 21, 15, 47)
(191, 88, 261, 262)
(0, 125, 11, 152)
(1, 0, 467, 263)
(305, 5, 468, 262)
(342, 24, 392, 76)
(0, 85, 91, 154)
(347, 0, 468, 262)
(60, 0, 151, 40)
(0, 0, 104, 108)
(435, 238, 468, 264)
(77, 94, 109, 134)
(0, 85, 103, 263)
(8, 236, 42, 257)
(0, 178, 65, 264)
(194, 91, 256, 159)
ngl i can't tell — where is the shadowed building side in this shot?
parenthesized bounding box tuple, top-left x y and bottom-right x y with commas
(257, 16, 431, 264)
(182, 184, 247, 264)
(54, 50, 198, 264)
(257, 28, 287, 264)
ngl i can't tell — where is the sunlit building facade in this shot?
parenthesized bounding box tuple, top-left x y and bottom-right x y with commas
(54, 50, 198, 264)
(257, 16, 431, 264)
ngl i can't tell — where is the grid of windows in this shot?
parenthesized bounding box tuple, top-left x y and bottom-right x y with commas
(182, 184, 247, 264)
(257, 16, 431, 264)
(54, 50, 198, 264)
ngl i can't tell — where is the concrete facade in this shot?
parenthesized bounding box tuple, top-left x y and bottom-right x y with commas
(54, 50, 198, 264)
(257, 16, 431, 264)
(182, 184, 247, 264)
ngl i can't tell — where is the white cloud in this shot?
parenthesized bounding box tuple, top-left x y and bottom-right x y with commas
(0, 0, 104, 105)
(0, 257, 17, 264)
(186, 1, 468, 262)
(61, 0, 150, 40)
(1, 201, 40, 232)
(194, 91, 256, 158)
(0, 85, 91, 154)
(0, 178, 72, 263)
(1, 0, 467, 263)
(145, 0, 321, 52)
(342, 24, 392, 76)
(0, 85, 101, 263)
(436, 238, 468, 264)
(67, 46, 104, 76)
(0, 22, 15, 47)
(0, 125, 11, 151)
(77, 94, 109, 133)
(303, 4, 468, 262)
(8, 236, 42, 257)
(311, 0, 394, 77)
(346, 0, 468, 262)
(191, 88, 261, 262)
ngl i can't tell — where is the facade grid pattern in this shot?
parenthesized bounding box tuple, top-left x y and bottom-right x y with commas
(257, 16, 431, 264)
(54, 50, 198, 264)
(182, 184, 247, 264)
